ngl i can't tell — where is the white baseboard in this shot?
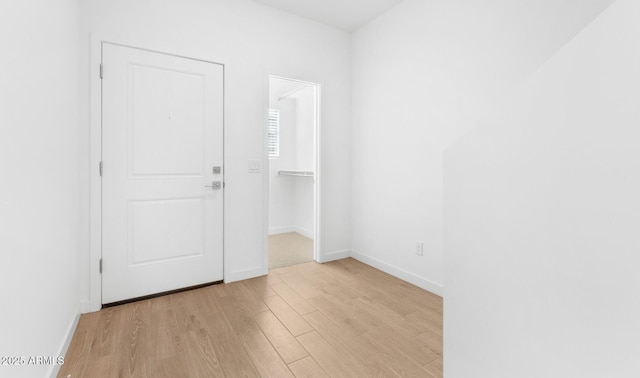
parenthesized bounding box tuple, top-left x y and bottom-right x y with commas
(318, 250, 351, 263)
(269, 226, 295, 235)
(269, 226, 314, 239)
(293, 227, 314, 239)
(351, 250, 443, 297)
(50, 308, 81, 378)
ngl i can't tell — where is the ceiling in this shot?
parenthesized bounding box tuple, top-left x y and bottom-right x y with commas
(251, 0, 406, 32)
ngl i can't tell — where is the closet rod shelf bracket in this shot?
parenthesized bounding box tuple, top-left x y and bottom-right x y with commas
(277, 170, 314, 177)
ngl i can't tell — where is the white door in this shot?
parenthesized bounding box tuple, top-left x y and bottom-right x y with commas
(101, 43, 224, 304)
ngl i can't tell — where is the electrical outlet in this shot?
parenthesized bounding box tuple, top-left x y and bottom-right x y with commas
(415, 242, 424, 256)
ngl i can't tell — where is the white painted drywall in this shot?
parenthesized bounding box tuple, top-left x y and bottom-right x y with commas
(294, 86, 316, 172)
(444, 0, 640, 376)
(350, 0, 615, 296)
(292, 87, 316, 238)
(293, 177, 315, 238)
(79, 0, 351, 306)
(0, 0, 81, 377)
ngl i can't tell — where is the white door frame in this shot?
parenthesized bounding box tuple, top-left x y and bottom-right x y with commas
(264, 75, 322, 269)
(84, 35, 226, 313)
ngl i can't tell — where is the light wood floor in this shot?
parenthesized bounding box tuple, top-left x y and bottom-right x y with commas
(269, 232, 314, 269)
(59, 258, 442, 377)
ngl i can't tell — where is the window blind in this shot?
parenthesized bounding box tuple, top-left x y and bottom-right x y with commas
(268, 108, 279, 158)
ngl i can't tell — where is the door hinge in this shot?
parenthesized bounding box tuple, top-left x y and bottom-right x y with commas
(99, 161, 103, 176)
(99, 63, 103, 79)
(99, 258, 102, 274)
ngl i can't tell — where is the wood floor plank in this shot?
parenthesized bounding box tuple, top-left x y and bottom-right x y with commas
(401, 291, 443, 316)
(220, 280, 269, 314)
(243, 275, 278, 298)
(307, 294, 371, 336)
(192, 290, 261, 377)
(118, 300, 153, 377)
(239, 326, 294, 378)
(353, 295, 427, 339)
(61, 258, 443, 377)
(302, 310, 374, 361)
(152, 308, 182, 360)
(57, 312, 100, 377)
(277, 270, 324, 299)
(263, 295, 314, 336)
(287, 356, 329, 378)
(83, 355, 121, 377)
(312, 279, 362, 301)
(321, 288, 408, 336)
(319, 261, 425, 319)
(360, 355, 399, 377)
(405, 308, 443, 337)
(296, 331, 369, 377)
(265, 269, 285, 285)
(273, 261, 323, 276)
(425, 357, 443, 378)
(361, 288, 417, 316)
(363, 324, 439, 367)
(204, 327, 259, 377)
(270, 282, 317, 315)
(88, 304, 131, 359)
(148, 355, 190, 378)
(219, 294, 293, 377)
(364, 354, 436, 378)
(181, 328, 224, 377)
(414, 329, 443, 357)
(254, 310, 309, 363)
(361, 331, 435, 377)
(332, 259, 420, 301)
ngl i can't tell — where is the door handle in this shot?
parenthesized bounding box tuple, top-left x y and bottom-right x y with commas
(205, 181, 222, 189)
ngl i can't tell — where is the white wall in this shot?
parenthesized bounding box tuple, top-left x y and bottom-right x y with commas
(0, 0, 81, 377)
(350, 0, 615, 296)
(293, 87, 316, 238)
(79, 0, 351, 307)
(294, 87, 316, 172)
(444, 0, 640, 376)
(293, 178, 315, 238)
(269, 100, 297, 233)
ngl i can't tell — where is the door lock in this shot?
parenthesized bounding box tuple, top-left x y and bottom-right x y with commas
(205, 181, 222, 189)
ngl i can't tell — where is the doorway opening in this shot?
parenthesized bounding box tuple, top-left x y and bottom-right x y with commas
(267, 76, 320, 269)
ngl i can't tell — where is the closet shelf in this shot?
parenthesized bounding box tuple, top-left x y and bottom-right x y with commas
(278, 170, 314, 177)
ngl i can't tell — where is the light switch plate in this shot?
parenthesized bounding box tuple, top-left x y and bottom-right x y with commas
(248, 160, 261, 173)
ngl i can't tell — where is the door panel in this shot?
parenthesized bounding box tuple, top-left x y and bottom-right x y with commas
(102, 44, 223, 304)
(130, 64, 205, 176)
(128, 198, 205, 266)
